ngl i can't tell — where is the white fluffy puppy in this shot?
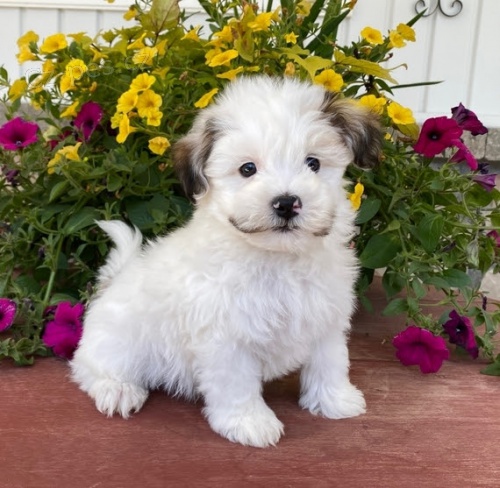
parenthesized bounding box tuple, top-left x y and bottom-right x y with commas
(70, 76, 381, 448)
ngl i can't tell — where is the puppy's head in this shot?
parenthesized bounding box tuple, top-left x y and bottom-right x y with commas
(173, 76, 381, 252)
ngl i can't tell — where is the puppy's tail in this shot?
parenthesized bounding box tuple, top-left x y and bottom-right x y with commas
(96, 220, 143, 284)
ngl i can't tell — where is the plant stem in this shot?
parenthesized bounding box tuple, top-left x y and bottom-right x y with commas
(42, 236, 64, 308)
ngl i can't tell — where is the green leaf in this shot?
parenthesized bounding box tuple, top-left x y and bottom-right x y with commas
(382, 298, 408, 316)
(441, 269, 472, 289)
(355, 197, 381, 224)
(281, 46, 333, 79)
(334, 51, 398, 84)
(63, 207, 100, 235)
(359, 234, 401, 269)
(49, 181, 70, 203)
(416, 214, 444, 253)
(382, 270, 405, 297)
(481, 356, 500, 376)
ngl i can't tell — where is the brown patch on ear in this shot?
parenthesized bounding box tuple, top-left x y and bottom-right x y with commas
(321, 92, 382, 168)
(172, 120, 219, 202)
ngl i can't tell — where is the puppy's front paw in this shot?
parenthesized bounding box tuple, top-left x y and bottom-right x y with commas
(205, 401, 284, 448)
(89, 378, 148, 418)
(300, 383, 366, 419)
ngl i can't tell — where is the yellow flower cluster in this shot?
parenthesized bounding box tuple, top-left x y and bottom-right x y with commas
(112, 73, 168, 147)
(16, 31, 39, 63)
(47, 142, 82, 174)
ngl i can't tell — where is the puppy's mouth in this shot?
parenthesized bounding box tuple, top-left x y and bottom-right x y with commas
(228, 217, 330, 237)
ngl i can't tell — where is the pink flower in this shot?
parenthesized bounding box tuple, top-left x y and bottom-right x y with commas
(74, 101, 103, 141)
(413, 117, 463, 158)
(451, 103, 488, 136)
(0, 117, 39, 150)
(0, 298, 17, 332)
(42, 301, 84, 359)
(487, 230, 500, 248)
(393, 325, 450, 374)
(451, 139, 478, 170)
(442, 310, 478, 359)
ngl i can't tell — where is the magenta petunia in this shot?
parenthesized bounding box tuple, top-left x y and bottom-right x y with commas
(487, 230, 500, 248)
(442, 310, 478, 359)
(393, 325, 450, 374)
(42, 301, 84, 359)
(0, 298, 17, 332)
(451, 103, 488, 136)
(0, 117, 39, 151)
(451, 139, 478, 170)
(413, 116, 463, 158)
(74, 101, 103, 141)
(472, 173, 497, 192)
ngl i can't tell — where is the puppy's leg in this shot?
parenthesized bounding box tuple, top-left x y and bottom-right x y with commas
(71, 336, 149, 419)
(299, 326, 366, 419)
(196, 343, 284, 448)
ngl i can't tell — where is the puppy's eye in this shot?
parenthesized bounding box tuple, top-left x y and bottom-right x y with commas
(305, 157, 320, 173)
(239, 162, 257, 178)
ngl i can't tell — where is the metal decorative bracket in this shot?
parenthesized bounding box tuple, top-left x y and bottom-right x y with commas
(415, 0, 463, 17)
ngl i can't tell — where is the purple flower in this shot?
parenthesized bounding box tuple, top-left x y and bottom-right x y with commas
(42, 301, 84, 359)
(414, 117, 463, 158)
(487, 230, 500, 248)
(0, 298, 17, 332)
(451, 103, 488, 136)
(451, 139, 478, 170)
(1, 165, 20, 186)
(74, 101, 103, 141)
(442, 310, 478, 359)
(0, 117, 39, 151)
(393, 325, 450, 374)
(472, 173, 497, 192)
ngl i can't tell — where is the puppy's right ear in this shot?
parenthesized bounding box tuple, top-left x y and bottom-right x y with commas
(172, 120, 218, 202)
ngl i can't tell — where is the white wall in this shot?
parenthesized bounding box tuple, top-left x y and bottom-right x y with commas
(0, 0, 498, 127)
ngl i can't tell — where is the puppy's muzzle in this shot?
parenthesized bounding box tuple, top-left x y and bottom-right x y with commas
(272, 195, 302, 220)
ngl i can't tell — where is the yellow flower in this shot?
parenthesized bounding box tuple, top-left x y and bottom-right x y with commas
(127, 33, 147, 50)
(194, 88, 219, 108)
(314, 69, 343, 92)
(284, 62, 296, 77)
(358, 95, 387, 115)
(133, 46, 158, 66)
(284, 32, 298, 45)
(116, 113, 135, 143)
(110, 112, 122, 129)
(205, 48, 222, 64)
(182, 26, 201, 42)
(60, 101, 80, 118)
(207, 49, 238, 67)
(396, 23, 416, 42)
(117, 90, 138, 113)
(146, 110, 163, 127)
(348, 183, 364, 210)
(90, 46, 107, 62)
(8, 79, 28, 101)
(296, 0, 312, 16)
(17, 30, 39, 48)
(387, 101, 415, 125)
(216, 67, 244, 81)
(47, 142, 82, 174)
(360, 26, 384, 45)
(16, 47, 37, 64)
(40, 33, 67, 54)
(89, 81, 98, 93)
(130, 73, 156, 92)
(388, 30, 405, 48)
(213, 25, 233, 43)
(65, 59, 87, 82)
(148, 136, 171, 155)
(247, 12, 274, 32)
(123, 6, 137, 21)
(67, 32, 92, 44)
(155, 38, 168, 56)
(59, 73, 76, 94)
(136, 89, 162, 118)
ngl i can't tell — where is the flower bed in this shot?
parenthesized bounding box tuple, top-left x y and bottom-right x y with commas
(0, 0, 499, 374)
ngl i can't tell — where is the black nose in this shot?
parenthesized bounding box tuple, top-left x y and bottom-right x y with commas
(272, 195, 302, 220)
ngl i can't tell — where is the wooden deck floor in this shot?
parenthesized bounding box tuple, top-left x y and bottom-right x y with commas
(1, 280, 499, 488)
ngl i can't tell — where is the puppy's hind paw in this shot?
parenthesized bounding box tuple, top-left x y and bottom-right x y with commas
(89, 379, 148, 418)
(300, 383, 366, 420)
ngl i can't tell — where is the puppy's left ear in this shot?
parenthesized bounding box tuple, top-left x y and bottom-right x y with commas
(321, 92, 382, 168)
(172, 119, 218, 202)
